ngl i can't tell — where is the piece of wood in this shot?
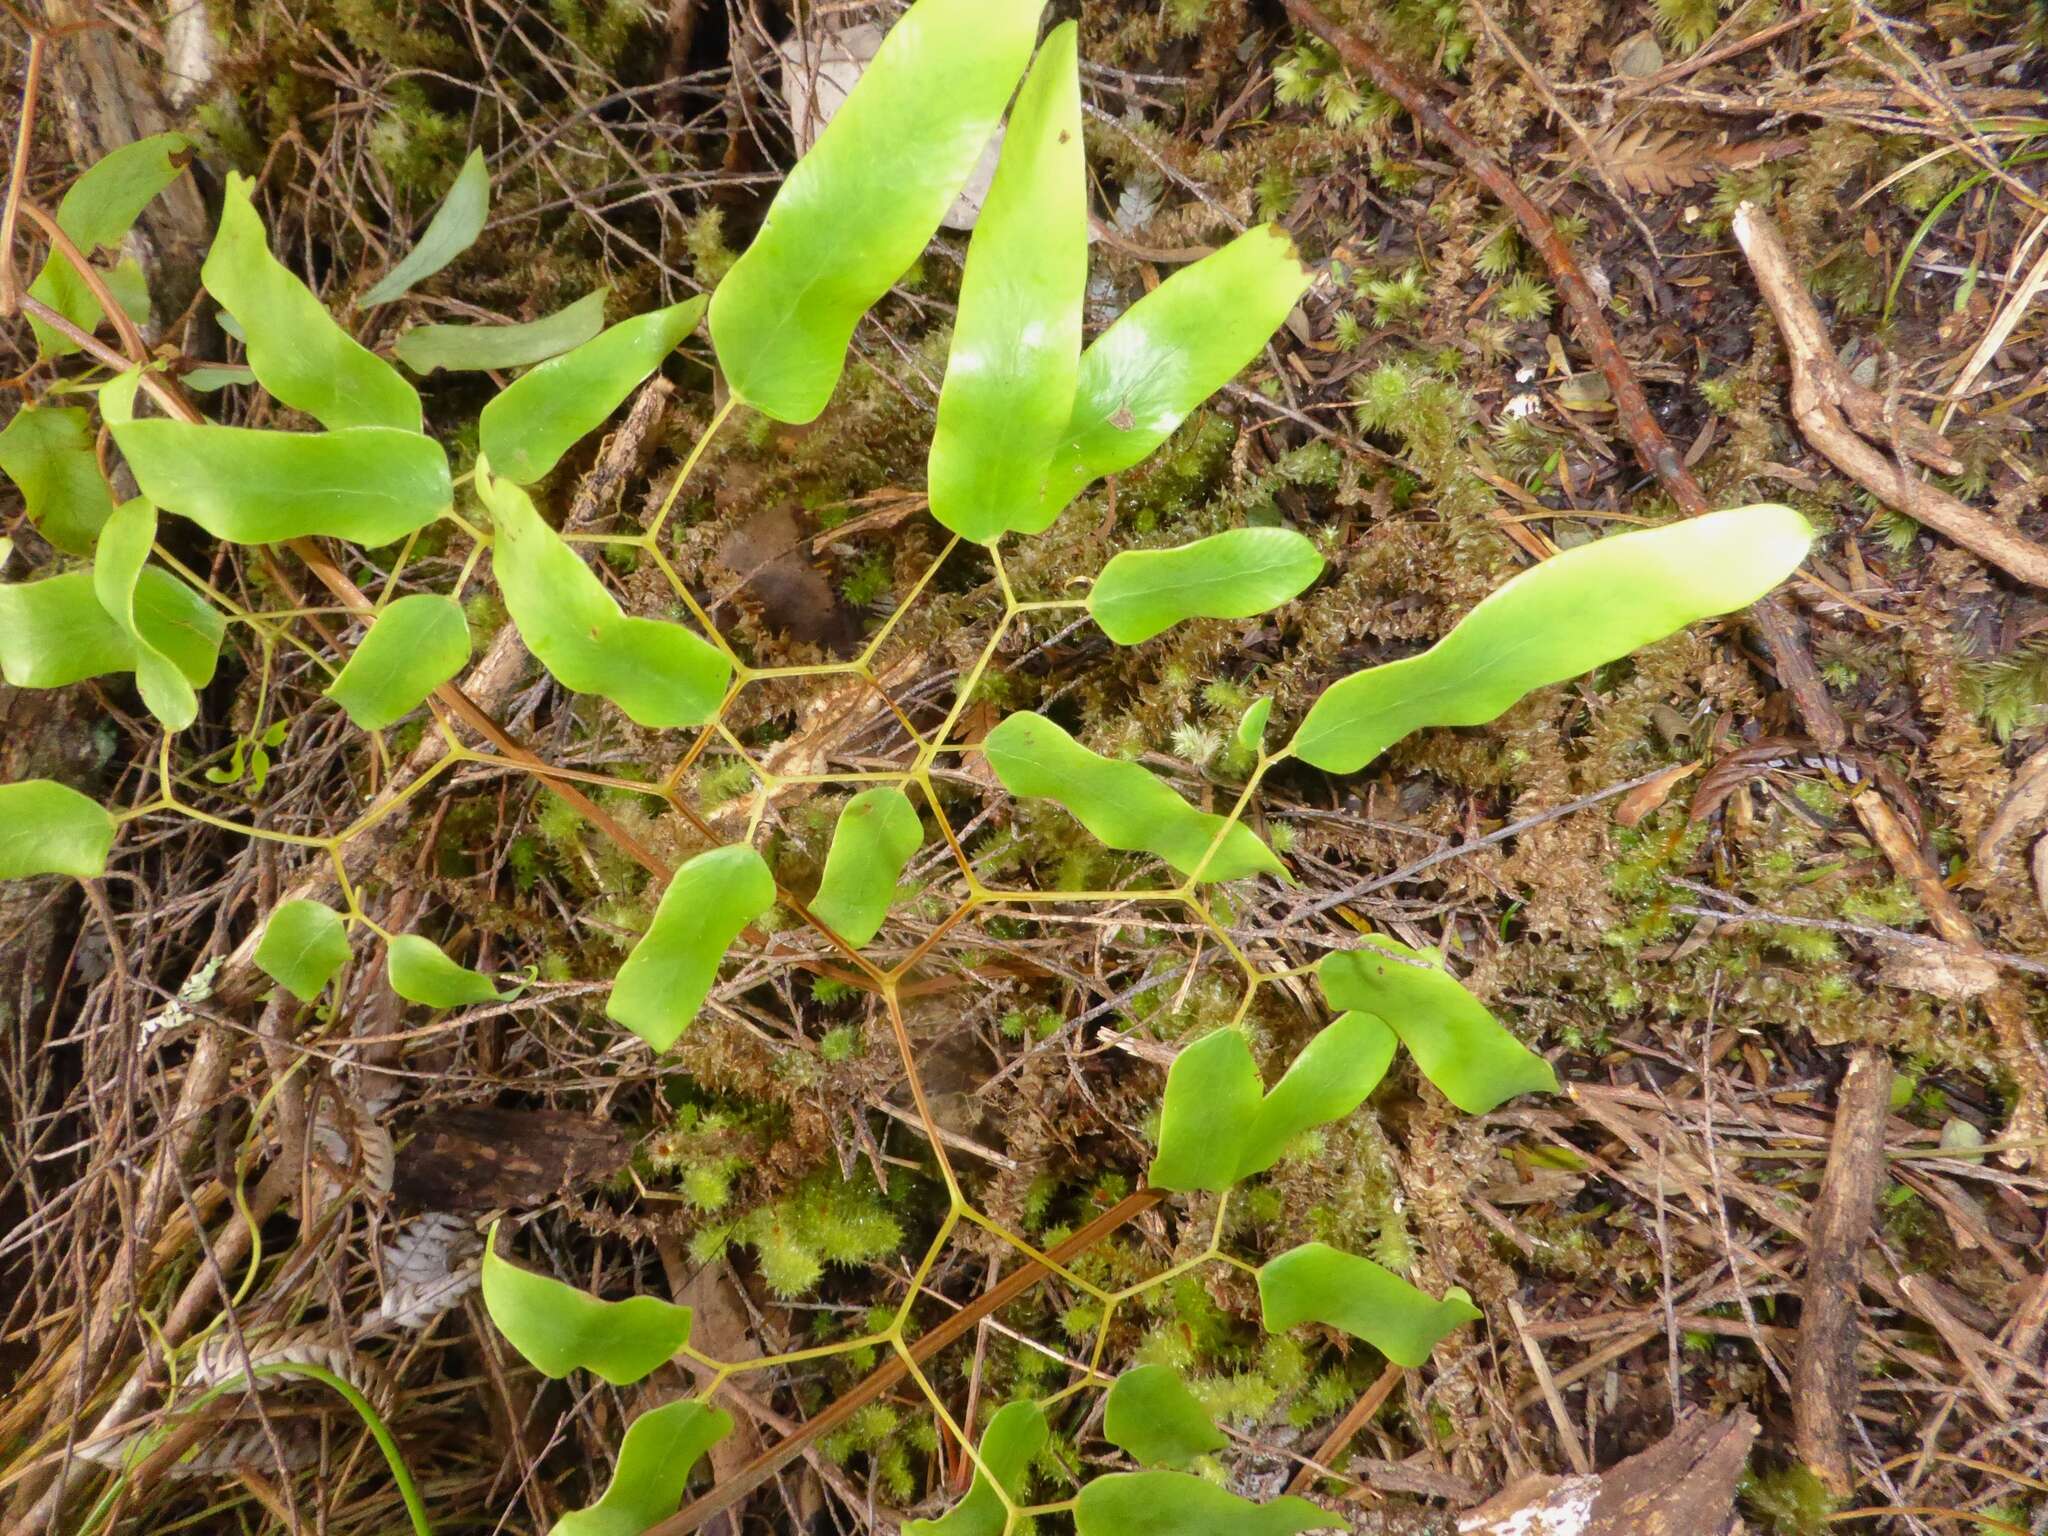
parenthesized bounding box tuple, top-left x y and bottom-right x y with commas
(1791, 1045, 1892, 1494)
(1733, 201, 2048, 588)
(390, 1107, 631, 1212)
(1458, 1408, 1757, 1536)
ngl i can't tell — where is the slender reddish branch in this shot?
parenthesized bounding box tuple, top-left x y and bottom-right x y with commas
(1280, 0, 1707, 513)
(647, 1188, 1165, 1536)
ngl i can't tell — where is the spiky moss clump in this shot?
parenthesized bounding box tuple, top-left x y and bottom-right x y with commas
(687, 1169, 909, 1298)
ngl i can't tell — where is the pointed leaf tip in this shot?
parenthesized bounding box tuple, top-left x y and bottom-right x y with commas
(482, 1221, 694, 1385)
(982, 711, 1285, 884)
(1289, 504, 1813, 774)
(1258, 1241, 1481, 1367)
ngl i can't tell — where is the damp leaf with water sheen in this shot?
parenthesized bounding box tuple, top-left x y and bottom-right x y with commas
(479, 467, 729, 727)
(1149, 1012, 1396, 1193)
(253, 898, 351, 1003)
(1289, 505, 1813, 773)
(1317, 936, 1556, 1113)
(202, 172, 421, 431)
(1033, 226, 1312, 530)
(927, 23, 1086, 543)
(0, 781, 116, 881)
(394, 287, 609, 374)
(709, 0, 1046, 423)
(324, 594, 470, 730)
(387, 933, 505, 1008)
(1088, 528, 1323, 644)
(27, 133, 189, 357)
(482, 1220, 694, 1383)
(360, 149, 489, 307)
(808, 787, 923, 947)
(607, 844, 776, 1052)
(1257, 1242, 1481, 1368)
(0, 403, 114, 554)
(981, 712, 1284, 884)
(0, 567, 222, 694)
(1102, 1367, 1224, 1468)
(1073, 1471, 1324, 1536)
(551, 1400, 731, 1536)
(906, 1400, 1047, 1536)
(479, 296, 705, 484)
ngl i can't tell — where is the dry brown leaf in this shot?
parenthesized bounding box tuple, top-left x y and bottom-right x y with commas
(1590, 124, 1804, 196)
(1976, 743, 2048, 870)
(1615, 761, 1699, 827)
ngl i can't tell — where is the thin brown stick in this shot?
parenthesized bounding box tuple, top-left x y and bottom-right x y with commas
(1284, 1360, 1402, 1496)
(645, 1188, 1165, 1536)
(15, 197, 149, 360)
(1277, 0, 1844, 745)
(0, 33, 44, 311)
(1281, 0, 1696, 507)
(1733, 200, 2048, 588)
(1791, 1045, 1891, 1494)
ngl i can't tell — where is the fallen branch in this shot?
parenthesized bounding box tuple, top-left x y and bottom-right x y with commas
(1792, 1045, 1891, 1494)
(1733, 200, 2048, 589)
(1457, 1408, 1757, 1535)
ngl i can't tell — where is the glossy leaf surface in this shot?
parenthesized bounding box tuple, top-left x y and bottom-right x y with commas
(387, 933, 505, 1007)
(324, 594, 470, 730)
(1089, 528, 1322, 644)
(809, 787, 923, 947)
(1102, 1367, 1224, 1467)
(0, 404, 114, 554)
(91, 499, 201, 730)
(202, 173, 421, 431)
(111, 416, 451, 547)
(1317, 937, 1556, 1113)
(1149, 1012, 1395, 1193)
(551, 1400, 731, 1536)
(927, 23, 1085, 543)
(0, 568, 223, 693)
(394, 286, 609, 374)
(708, 0, 1045, 422)
(360, 148, 489, 307)
(1289, 505, 1813, 773)
(1257, 1242, 1480, 1368)
(607, 843, 775, 1052)
(982, 712, 1284, 883)
(483, 1221, 694, 1384)
(27, 133, 188, 356)
(481, 468, 729, 727)
(1073, 1471, 1324, 1536)
(0, 781, 115, 881)
(1035, 226, 1311, 528)
(479, 296, 705, 484)
(906, 1400, 1046, 1536)
(254, 898, 350, 1002)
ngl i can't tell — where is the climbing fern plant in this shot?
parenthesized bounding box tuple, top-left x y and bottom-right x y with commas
(0, 0, 1812, 1532)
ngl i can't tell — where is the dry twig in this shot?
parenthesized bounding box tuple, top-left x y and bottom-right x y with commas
(1732, 200, 2048, 589)
(1792, 1046, 1892, 1494)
